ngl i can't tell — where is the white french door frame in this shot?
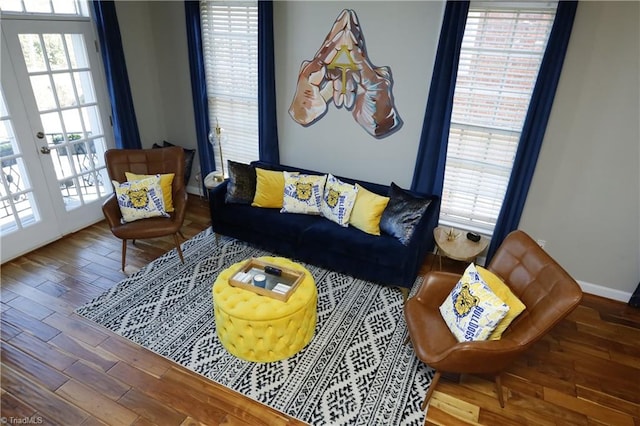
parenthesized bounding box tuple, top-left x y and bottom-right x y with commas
(1, 15, 115, 263)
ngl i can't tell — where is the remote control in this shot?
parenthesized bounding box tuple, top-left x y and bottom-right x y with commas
(264, 266, 282, 276)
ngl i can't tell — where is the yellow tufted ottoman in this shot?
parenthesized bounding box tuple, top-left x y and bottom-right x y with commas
(212, 256, 317, 362)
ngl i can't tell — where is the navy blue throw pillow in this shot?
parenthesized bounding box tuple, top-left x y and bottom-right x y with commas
(380, 182, 431, 245)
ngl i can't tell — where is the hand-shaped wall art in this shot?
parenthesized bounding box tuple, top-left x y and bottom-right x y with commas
(289, 9, 403, 139)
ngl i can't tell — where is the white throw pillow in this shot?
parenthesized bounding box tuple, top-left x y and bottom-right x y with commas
(320, 174, 358, 227)
(439, 263, 510, 342)
(113, 175, 168, 223)
(281, 172, 326, 215)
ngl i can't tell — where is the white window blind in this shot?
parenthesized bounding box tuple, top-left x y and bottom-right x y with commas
(440, 2, 556, 233)
(200, 1, 258, 172)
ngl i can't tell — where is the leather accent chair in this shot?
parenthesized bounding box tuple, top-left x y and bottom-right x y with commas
(102, 147, 187, 270)
(404, 230, 583, 410)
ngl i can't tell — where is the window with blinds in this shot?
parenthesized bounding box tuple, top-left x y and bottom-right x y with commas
(440, 2, 557, 234)
(200, 1, 258, 172)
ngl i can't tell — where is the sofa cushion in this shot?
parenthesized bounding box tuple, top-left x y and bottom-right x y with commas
(301, 220, 408, 268)
(215, 202, 319, 240)
(380, 182, 432, 245)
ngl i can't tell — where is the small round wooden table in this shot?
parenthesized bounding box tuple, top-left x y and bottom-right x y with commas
(433, 227, 489, 269)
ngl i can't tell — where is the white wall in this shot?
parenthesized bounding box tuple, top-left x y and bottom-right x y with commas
(115, 1, 200, 192)
(115, 1, 167, 146)
(519, 1, 640, 298)
(117, 1, 640, 298)
(274, 1, 445, 187)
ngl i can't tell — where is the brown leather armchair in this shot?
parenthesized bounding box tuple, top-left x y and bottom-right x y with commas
(102, 146, 188, 270)
(404, 230, 583, 410)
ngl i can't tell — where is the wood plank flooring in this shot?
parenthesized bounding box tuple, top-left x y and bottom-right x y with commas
(2, 195, 639, 425)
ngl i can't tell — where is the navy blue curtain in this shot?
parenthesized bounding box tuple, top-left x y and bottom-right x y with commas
(411, 1, 469, 196)
(486, 1, 578, 262)
(91, 0, 141, 149)
(258, 0, 280, 164)
(185, 0, 215, 190)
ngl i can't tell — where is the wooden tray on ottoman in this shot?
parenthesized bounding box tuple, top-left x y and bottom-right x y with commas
(228, 258, 305, 302)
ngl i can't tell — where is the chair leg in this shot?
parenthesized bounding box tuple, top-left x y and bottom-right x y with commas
(495, 373, 505, 408)
(421, 370, 441, 411)
(178, 230, 186, 239)
(121, 239, 127, 271)
(397, 287, 409, 302)
(174, 234, 185, 264)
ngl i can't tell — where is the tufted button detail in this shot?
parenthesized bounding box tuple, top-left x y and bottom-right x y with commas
(212, 256, 318, 362)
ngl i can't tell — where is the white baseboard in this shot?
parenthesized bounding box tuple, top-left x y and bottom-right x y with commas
(578, 280, 632, 303)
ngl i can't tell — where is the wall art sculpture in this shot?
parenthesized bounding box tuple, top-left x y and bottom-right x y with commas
(289, 9, 402, 138)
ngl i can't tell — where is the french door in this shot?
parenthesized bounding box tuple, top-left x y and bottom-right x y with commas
(1, 18, 114, 263)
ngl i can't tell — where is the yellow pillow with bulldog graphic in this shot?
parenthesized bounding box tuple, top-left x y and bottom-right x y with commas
(439, 263, 510, 342)
(281, 172, 326, 215)
(112, 175, 169, 223)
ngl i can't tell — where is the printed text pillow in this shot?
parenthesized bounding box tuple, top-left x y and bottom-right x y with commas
(281, 172, 326, 215)
(113, 175, 169, 223)
(320, 174, 358, 227)
(439, 263, 510, 342)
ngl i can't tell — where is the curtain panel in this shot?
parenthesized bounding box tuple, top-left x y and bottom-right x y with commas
(258, 0, 280, 164)
(411, 1, 469, 196)
(91, 0, 142, 149)
(486, 1, 579, 262)
(185, 0, 215, 195)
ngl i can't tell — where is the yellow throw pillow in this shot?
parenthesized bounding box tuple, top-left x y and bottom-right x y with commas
(349, 184, 390, 235)
(477, 266, 526, 340)
(125, 172, 175, 212)
(252, 168, 289, 208)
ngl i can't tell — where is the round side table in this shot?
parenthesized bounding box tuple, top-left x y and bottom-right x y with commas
(212, 256, 317, 363)
(433, 227, 489, 270)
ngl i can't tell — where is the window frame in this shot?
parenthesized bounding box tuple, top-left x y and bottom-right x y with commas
(439, 1, 557, 235)
(199, 0, 259, 174)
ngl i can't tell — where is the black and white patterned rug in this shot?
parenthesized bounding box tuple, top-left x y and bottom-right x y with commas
(76, 228, 433, 425)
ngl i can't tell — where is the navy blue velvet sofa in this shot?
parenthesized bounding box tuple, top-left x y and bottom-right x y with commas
(208, 161, 440, 291)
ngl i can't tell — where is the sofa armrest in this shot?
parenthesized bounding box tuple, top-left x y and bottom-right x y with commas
(406, 195, 440, 252)
(208, 180, 230, 216)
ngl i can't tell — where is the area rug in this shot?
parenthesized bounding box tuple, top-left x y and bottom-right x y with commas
(76, 228, 433, 425)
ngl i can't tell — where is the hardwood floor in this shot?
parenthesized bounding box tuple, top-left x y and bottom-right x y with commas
(1, 195, 639, 425)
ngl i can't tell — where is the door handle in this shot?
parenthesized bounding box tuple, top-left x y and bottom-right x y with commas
(40, 146, 51, 154)
(36, 131, 45, 139)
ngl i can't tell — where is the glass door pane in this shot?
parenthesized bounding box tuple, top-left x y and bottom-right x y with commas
(0, 88, 41, 234)
(17, 30, 110, 212)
